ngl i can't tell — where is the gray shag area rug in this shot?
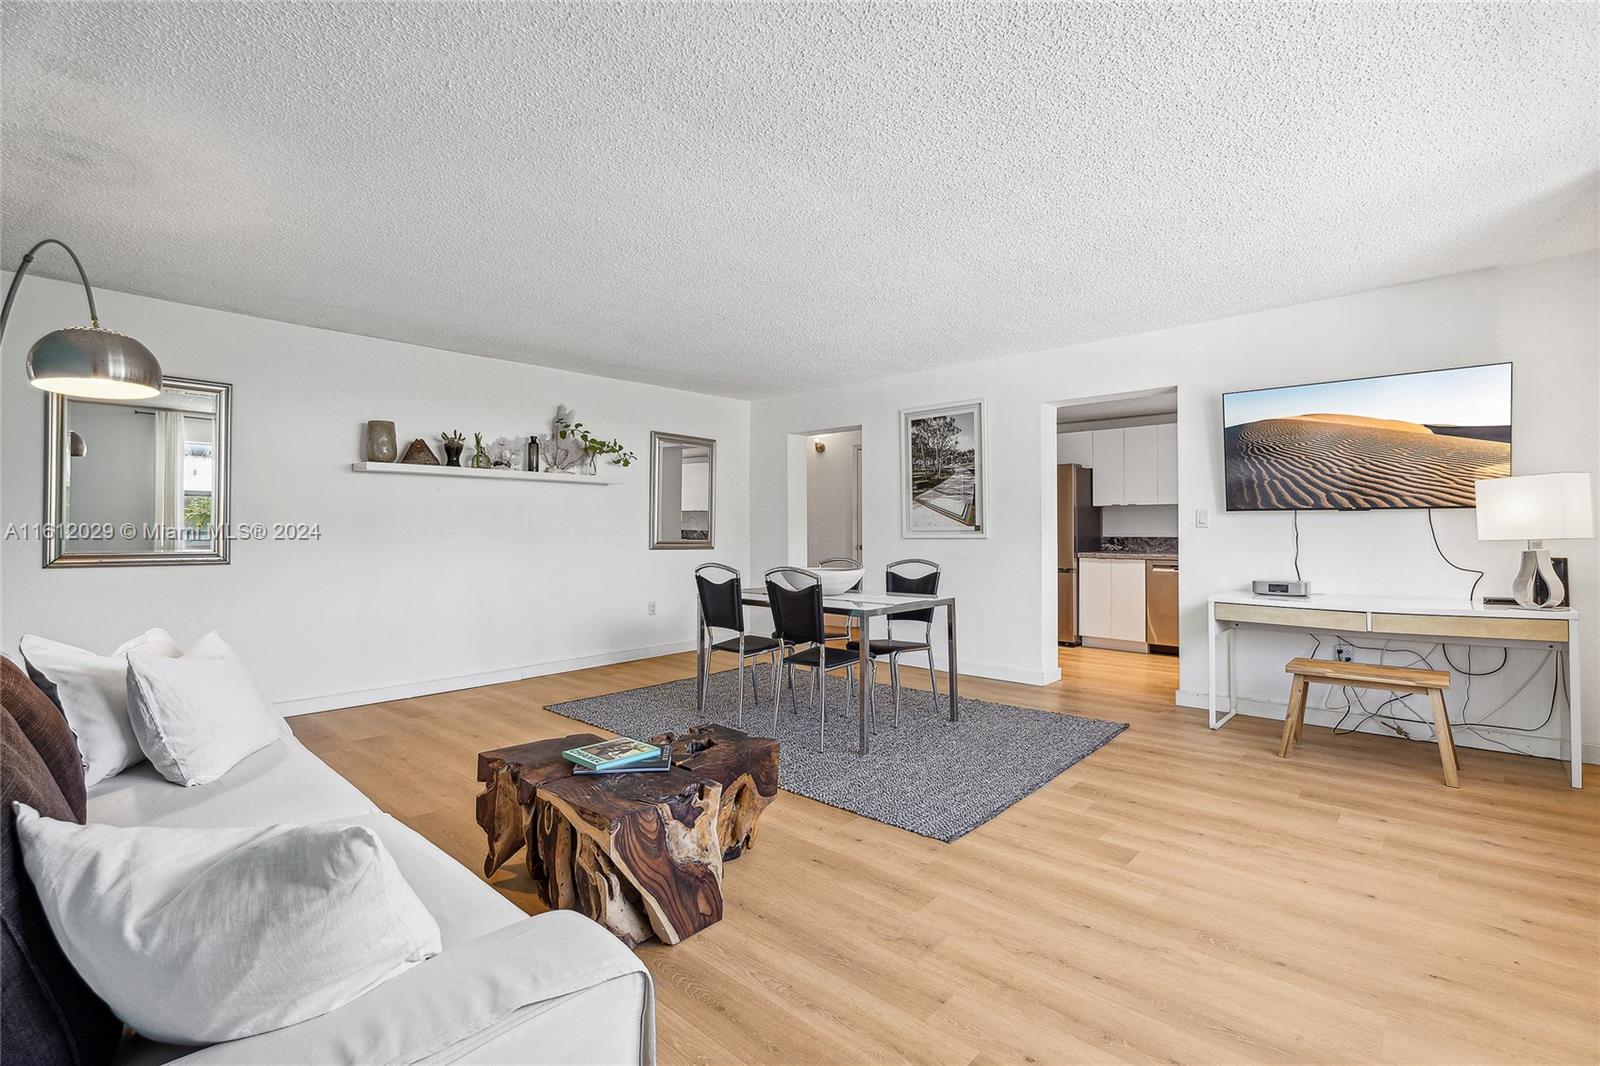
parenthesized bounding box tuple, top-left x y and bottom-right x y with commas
(546, 669, 1126, 842)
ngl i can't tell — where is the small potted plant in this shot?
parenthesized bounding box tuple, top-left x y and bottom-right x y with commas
(440, 430, 466, 467)
(470, 432, 492, 470)
(556, 414, 636, 474)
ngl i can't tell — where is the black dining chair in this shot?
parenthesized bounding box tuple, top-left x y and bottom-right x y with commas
(695, 563, 783, 725)
(765, 566, 867, 750)
(846, 558, 941, 726)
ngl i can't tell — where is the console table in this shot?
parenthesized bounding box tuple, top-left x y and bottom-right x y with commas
(1206, 592, 1584, 788)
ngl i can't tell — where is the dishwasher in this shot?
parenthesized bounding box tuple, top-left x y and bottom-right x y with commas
(1145, 560, 1179, 651)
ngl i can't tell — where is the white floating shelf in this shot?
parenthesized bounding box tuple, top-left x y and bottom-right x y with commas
(351, 461, 622, 485)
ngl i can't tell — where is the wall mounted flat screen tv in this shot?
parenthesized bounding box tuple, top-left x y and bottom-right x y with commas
(1223, 363, 1512, 511)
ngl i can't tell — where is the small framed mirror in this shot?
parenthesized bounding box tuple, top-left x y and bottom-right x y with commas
(44, 376, 232, 567)
(650, 432, 715, 549)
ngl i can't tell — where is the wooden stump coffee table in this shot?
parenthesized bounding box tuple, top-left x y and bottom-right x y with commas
(475, 724, 778, 947)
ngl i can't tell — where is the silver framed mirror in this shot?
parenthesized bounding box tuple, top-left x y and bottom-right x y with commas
(44, 376, 232, 567)
(649, 432, 715, 550)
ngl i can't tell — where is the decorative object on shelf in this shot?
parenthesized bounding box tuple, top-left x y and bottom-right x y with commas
(439, 430, 465, 467)
(488, 436, 521, 470)
(2, 237, 164, 399)
(901, 400, 986, 538)
(365, 420, 397, 462)
(399, 438, 439, 465)
(552, 407, 637, 475)
(537, 406, 585, 473)
(470, 432, 492, 470)
(350, 462, 619, 484)
(526, 436, 540, 473)
(1475, 472, 1594, 609)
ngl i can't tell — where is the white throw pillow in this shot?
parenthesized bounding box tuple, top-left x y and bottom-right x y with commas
(12, 803, 443, 1045)
(18, 629, 182, 785)
(125, 631, 284, 787)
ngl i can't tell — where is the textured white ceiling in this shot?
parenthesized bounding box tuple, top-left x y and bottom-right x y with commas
(3, 3, 1595, 399)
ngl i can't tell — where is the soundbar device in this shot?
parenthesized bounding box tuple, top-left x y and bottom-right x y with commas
(1252, 579, 1311, 598)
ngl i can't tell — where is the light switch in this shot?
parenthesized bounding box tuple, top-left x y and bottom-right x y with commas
(1195, 508, 1209, 528)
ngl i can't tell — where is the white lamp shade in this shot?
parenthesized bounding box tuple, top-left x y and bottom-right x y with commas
(1475, 472, 1595, 541)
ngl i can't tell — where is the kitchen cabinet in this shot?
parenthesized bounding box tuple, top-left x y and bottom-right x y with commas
(1091, 430, 1125, 505)
(1123, 426, 1158, 505)
(1079, 557, 1147, 645)
(1080, 558, 1113, 639)
(1156, 422, 1178, 505)
(1090, 423, 1177, 507)
(1109, 559, 1148, 642)
(1056, 430, 1094, 467)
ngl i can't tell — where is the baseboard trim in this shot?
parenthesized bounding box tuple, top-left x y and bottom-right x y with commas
(276, 643, 1063, 716)
(276, 640, 698, 717)
(963, 661, 1062, 686)
(1082, 636, 1149, 654)
(1174, 688, 1599, 765)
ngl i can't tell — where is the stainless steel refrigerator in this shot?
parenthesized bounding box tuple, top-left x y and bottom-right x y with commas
(1057, 464, 1101, 645)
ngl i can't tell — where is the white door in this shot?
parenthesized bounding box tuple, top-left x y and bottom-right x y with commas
(1091, 430, 1125, 506)
(1079, 559, 1113, 639)
(1123, 426, 1158, 505)
(1156, 422, 1178, 505)
(1109, 559, 1148, 643)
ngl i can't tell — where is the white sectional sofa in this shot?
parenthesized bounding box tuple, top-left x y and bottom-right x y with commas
(86, 728, 655, 1065)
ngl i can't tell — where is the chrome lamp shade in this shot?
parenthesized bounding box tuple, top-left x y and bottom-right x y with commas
(27, 325, 162, 399)
(3, 238, 164, 400)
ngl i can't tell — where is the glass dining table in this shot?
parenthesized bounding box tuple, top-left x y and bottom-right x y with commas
(695, 586, 959, 754)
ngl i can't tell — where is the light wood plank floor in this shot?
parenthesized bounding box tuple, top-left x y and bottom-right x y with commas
(292, 647, 1600, 1065)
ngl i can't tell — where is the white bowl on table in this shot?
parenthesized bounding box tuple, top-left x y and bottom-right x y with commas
(807, 565, 864, 597)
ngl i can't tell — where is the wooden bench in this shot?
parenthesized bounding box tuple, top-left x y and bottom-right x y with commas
(1279, 657, 1460, 787)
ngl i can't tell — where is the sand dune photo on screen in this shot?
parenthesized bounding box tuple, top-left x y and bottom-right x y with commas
(1223, 363, 1511, 511)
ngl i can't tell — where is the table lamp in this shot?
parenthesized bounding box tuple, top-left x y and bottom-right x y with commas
(1474, 472, 1594, 609)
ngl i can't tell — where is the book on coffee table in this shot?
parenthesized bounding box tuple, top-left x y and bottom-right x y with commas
(572, 748, 674, 775)
(562, 737, 661, 771)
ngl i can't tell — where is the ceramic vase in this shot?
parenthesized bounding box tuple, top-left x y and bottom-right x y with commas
(366, 420, 397, 462)
(443, 442, 464, 467)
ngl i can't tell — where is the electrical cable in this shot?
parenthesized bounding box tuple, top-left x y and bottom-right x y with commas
(1291, 510, 1301, 582)
(1441, 644, 1507, 676)
(1427, 507, 1485, 602)
(1293, 633, 1563, 745)
(1460, 651, 1562, 734)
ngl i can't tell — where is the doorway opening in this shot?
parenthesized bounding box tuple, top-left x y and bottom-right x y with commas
(805, 428, 863, 565)
(1050, 387, 1179, 662)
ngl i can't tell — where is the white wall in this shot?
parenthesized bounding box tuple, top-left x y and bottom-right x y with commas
(1, 275, 751, 714)
(64, 403, 156, 549)
(749, 255, 1600, 762)
(805, 430, 861, 565)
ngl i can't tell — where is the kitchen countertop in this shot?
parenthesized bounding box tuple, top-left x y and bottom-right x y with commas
(1078, 551, 1179, 563)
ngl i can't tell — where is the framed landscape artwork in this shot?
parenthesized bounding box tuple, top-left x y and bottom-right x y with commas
(901, 400, 986, 537)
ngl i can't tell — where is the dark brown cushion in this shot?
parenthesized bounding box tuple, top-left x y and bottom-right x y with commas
(3, 657, 86, 821)
(3, 706, 122, 1065)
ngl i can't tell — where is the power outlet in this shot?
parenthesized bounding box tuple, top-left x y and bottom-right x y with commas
(647, 600, 657, 616)
(1335, 646, 1353, 663)
(1195, 508, 1209, 528)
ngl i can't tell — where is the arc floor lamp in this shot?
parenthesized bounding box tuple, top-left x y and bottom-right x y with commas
(0, 238, 163, 398)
